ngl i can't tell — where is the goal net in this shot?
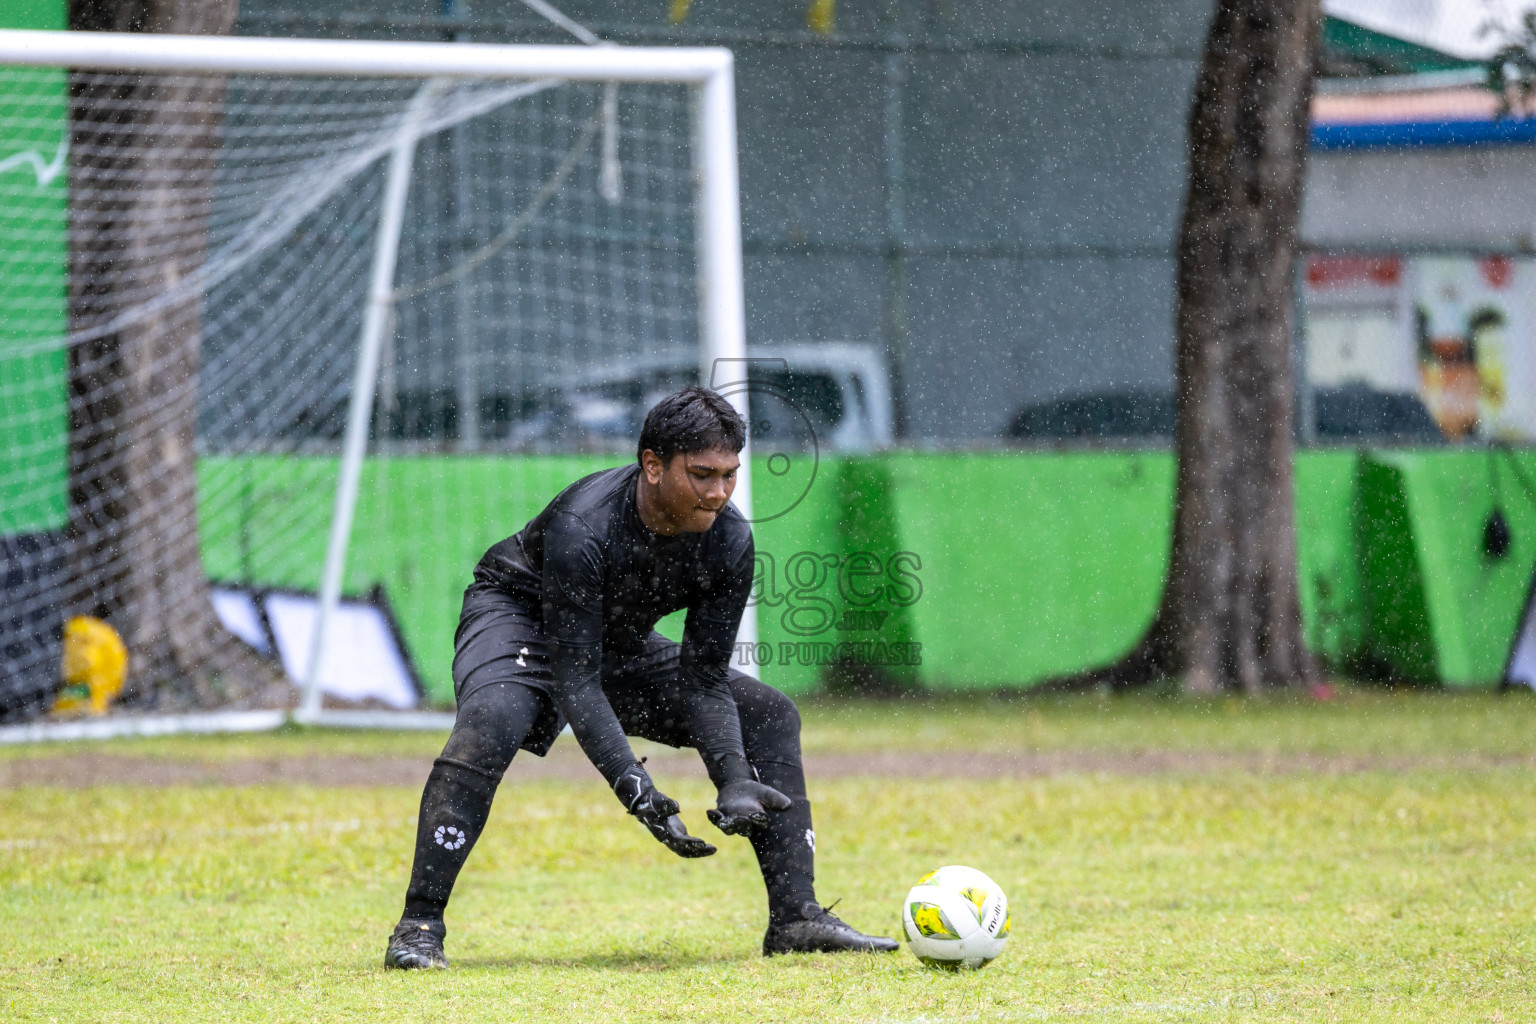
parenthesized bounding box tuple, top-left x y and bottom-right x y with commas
(0, 32, 750, 733)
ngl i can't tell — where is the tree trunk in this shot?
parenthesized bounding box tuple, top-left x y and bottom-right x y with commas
(66, 0, 288, 708)
(1064, 0, 1321, 695)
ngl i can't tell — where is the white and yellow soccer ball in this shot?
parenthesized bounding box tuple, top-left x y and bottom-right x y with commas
(901, 865, 1010, 970)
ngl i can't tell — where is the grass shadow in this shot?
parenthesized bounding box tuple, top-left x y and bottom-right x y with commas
(455, 948, 745, 971)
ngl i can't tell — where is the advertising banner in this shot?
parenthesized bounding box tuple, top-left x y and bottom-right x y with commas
(1412, 256, 1536, 441)
(1303, 252, 1536, 442)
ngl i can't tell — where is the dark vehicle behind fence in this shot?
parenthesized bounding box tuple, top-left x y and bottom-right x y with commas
(1006, 383, 1445, 445)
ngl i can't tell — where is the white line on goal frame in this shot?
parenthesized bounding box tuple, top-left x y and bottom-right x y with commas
(0, 30, 758, 738)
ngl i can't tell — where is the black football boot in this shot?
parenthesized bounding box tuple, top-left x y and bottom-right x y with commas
(384, 918, 450, 970)
(762, 901, 901, 956)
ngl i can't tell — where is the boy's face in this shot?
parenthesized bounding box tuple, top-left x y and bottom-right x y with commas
(640, 445, 740, 533)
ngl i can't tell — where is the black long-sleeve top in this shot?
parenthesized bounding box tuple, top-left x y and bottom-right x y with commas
(472, 464, 754, 790)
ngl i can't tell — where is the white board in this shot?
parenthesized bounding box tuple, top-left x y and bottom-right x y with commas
(262, 592, 420, 710)
(210, 587, 271, 654)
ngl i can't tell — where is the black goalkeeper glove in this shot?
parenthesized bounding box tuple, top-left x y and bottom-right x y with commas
(612, 763, 716, 858)
(707, 779, 793, 836)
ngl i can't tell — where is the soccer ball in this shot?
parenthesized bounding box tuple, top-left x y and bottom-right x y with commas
(901, 865, 1009, 970)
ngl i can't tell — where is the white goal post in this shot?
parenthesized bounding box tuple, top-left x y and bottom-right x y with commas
(0, 29, 756, 741)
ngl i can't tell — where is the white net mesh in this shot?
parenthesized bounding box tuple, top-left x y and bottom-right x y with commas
(0, 58, 703, 720)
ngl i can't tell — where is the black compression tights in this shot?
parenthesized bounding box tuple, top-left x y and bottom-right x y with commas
(402, 680, 817, 926)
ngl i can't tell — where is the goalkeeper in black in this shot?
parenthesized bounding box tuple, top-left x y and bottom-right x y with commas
(385, 386, 897, 968)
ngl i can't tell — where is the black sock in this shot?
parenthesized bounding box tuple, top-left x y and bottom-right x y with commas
(402, 758, 502, 921)
(750, 758, 818, 925)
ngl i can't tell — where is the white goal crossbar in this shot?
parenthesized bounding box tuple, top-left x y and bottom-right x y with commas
(0, 30, 755, 742)
(0, 30, 733, 82)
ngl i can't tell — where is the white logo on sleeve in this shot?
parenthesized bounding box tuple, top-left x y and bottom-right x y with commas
(434, 825, 467, 851)
(516, 646, 529, 667)
(805, 829, 816, 853)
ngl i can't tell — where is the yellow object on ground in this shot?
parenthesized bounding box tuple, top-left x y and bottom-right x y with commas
(54, 616, 129, 716)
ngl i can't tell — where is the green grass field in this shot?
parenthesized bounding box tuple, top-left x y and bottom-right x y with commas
(5, 689, 1536, 1022)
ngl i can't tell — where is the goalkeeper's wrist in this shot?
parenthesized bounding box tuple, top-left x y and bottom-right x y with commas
(611, 761, 651, 812)
(707, 753, 753, 790)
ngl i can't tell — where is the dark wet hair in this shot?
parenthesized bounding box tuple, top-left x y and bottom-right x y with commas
(637, 386, 746, 465)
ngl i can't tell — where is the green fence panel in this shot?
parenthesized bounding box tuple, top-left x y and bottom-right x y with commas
(0, 0, 67, 536)
(200, 455, 619, 704)
(197, 448, 1536, 699)
(199, 456, 339, 591)
(1357, 450, 1536, 686)
(200, 453, 850, 704)
(747, 453, 849, 695)
(875, 452, 1175, 688)
(350, 456, 621, 700)
(0, 2, 59, 28)
(1295, 450, 1367, 666)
